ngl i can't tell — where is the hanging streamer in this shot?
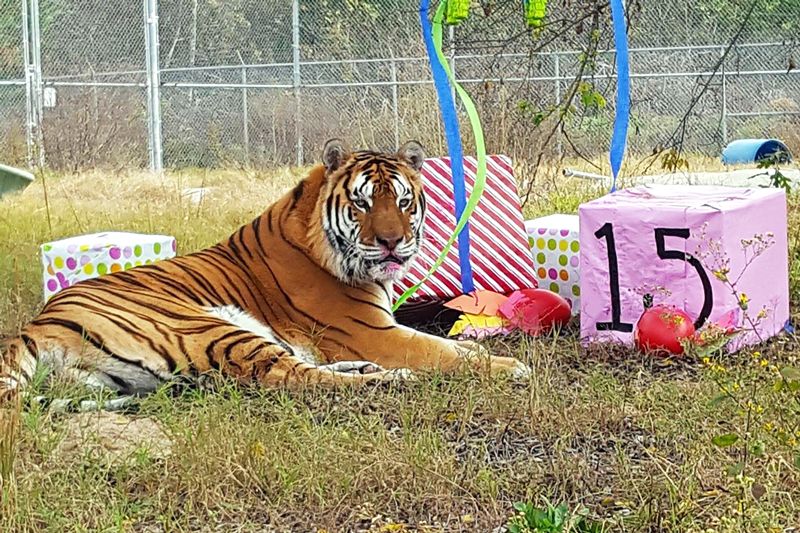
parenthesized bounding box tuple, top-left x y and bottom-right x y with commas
(445, 0, 470, 24)
(396, 0, 621, 309)
(393, 1, 489, 311)
(608, 0, 630, 192)
(417, 0, 473, 296)
(523, 0, 547, 28)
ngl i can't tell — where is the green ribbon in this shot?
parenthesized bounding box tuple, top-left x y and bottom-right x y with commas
(393, 1, 488, 312)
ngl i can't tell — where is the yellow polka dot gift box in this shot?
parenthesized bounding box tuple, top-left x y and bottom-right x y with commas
(524, 214, 580, 315)
(40, 232, 177, 302)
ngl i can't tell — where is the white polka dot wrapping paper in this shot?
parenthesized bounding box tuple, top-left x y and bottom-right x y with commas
(524, 214, 581, 315)
(40, 232, 177, 302)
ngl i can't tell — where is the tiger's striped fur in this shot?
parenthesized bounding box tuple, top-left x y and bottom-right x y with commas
(0, 140, 530, 402)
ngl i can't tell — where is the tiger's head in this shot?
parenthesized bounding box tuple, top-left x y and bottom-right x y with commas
(314, 138, 427, 285)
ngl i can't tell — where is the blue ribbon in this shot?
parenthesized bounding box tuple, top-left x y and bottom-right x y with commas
(609, 0, 630, 193)
(419, 0, 474, 293)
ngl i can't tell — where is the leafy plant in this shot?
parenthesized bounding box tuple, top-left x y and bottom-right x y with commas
(683, 228, 800, 528)
(578, 82, 606, 112)
(505, 501, 605, 533)
(752, 150, 793, 193)
(517, 100, 561, 127)
(660, 147, 690, 173)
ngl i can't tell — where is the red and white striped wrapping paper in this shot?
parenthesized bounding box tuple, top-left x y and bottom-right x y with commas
(394, 155, 537, 305)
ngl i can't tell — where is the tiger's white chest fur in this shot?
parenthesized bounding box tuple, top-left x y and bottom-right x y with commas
(206, 305, 320, 365)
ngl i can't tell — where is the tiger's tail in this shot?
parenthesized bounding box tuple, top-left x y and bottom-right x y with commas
(0, 337, 37, 405)
(0, 337, 135, 412)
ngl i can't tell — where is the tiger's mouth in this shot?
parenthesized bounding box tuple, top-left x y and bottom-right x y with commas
(380, 255, 404, 265)
(360, 250, 418, 282)
(375, 255, 406, 278)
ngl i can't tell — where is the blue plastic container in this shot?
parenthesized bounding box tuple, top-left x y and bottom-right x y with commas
(722, 138, 793, 165)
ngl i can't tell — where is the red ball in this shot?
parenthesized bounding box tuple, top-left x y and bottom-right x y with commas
(500, 288, 572, 335)
(634, 305, 696, 355)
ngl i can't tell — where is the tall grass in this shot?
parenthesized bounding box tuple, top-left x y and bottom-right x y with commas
(0, 157, 798, 531)
(0, 399, 20, 513)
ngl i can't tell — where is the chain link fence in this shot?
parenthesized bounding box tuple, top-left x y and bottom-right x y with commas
(1, 1, 28, 167)
(1, 0, 798, 172)
(38, 0, 149, 170)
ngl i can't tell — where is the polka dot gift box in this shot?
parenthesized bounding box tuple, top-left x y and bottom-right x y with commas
(41, 232, 177, 302)
(524, 214, 580, 314)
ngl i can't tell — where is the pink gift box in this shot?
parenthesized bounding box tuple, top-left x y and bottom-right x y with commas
(579, 185, 789, 349)
(394, 155, 537, 306)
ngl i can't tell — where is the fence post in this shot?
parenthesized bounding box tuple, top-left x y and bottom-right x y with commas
(237, 51, 249, 166)
(22, 0, 45, 168)
(31, 0, 44, 167)
(390, 53, 400, 149)
(292, 0, 302, 166)
(242, 65, 250, 166)
(21, 0, 34, 168)
(143, 0, 163, 172)
(720, 45, 728, 146)
(554, 53, 562, 158)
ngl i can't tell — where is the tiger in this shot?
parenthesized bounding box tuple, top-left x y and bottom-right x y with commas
(0, 139, 531, 404)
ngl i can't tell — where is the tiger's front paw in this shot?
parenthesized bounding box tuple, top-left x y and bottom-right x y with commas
(388, 367, 416, 380)
(375, 367, 416, 383)
(320, 360, 385, 375)
(484, 355, 531, 380)
(508, 359, 533, 380)
(454, 341, 531, 380)
(455, 339, 489, 358)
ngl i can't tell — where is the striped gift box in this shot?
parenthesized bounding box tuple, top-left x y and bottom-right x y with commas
(394, 155, 537, 310)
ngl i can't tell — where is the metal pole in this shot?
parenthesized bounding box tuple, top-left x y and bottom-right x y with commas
(29, 0, 44, 168)
(21, 0, 34, 168)
(554, 53, 562, 158)
(90, 67, 99, 131)
(189, 0, 198, 103)
(242, 65, 250, 165)
(390, 53, 400, 148)
(720, 46, 728, 146)
(143, 0, 163, 172)
(292, 0, 302, 166)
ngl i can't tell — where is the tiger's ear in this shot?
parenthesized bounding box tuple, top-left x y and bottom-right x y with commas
(397, 140, 426, 172)
(322, 138, 351, 173)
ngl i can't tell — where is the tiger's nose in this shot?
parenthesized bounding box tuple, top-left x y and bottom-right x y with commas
(376, 235, 402, 251)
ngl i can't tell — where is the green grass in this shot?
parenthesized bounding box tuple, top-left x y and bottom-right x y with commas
(1, 160, 799, 532)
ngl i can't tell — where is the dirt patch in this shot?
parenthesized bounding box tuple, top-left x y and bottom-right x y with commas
(53, 411, 172, 464)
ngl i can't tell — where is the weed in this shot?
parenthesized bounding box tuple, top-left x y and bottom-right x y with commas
(505, 500, 605, 533)
(680, 229, 800, 531)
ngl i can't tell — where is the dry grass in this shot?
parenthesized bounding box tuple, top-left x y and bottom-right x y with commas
(0, 157, 799, 532)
